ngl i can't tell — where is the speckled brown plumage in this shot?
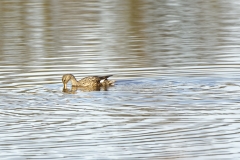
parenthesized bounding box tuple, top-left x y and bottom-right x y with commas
(62, 74, 115, 89)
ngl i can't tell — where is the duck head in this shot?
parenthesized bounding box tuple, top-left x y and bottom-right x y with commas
(62, 74, 73, 89)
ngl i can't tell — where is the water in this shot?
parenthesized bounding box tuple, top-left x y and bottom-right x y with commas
(1, 0, 240, 159)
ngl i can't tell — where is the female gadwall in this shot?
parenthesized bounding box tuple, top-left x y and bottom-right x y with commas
(62, 74, 115, 89)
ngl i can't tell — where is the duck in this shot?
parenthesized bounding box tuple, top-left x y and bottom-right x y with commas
(62, 74, 115, 89)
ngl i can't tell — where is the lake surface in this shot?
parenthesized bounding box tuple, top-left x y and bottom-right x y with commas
(1, 0, 240, 159)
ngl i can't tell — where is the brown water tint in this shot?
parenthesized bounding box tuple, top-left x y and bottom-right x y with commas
(1, 0, 240, 159)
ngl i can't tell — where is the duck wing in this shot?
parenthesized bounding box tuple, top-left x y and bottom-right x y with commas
(78, 75, 113, 87)
(78, 76, 101, 87)
(98, 75, 113, 80)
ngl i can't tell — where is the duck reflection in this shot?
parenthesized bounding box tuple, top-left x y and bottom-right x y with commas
(62, 84, 111, 93)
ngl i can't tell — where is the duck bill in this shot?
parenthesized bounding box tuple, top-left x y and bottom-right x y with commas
(63, 83, 67, 89)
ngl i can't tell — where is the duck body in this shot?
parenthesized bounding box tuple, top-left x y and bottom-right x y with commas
(62, 74, 115, 89)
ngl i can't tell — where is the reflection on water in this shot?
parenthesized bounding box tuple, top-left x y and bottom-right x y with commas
(62, 85, 112, 93)
(1, 0, 240, 159)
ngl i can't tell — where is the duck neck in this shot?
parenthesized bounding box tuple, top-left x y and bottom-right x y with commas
(70, 75, 79, 86)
